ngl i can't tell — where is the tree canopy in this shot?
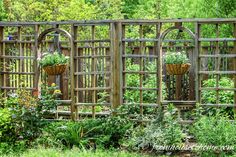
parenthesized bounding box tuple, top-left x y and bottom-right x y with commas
(0, 0, 235, 21)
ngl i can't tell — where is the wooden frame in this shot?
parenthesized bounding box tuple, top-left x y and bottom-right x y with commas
(0, 18, 235, 120)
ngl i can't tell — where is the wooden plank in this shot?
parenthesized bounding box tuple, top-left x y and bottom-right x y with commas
(199, 54, 236, 58)
(157, 22, 162, 105)
(199, 71, 236, 74)
(70, 24, 76, 120)
(74, 39, 110, 43)
(215, 24, 220, 105)
(139, 24, 143, 115)
(122, 54, 158, 58)
(0, 18, 235, 26)
(75, 103, 111, 106)
(195, 22, 200, 103)
(198, 38, 236, 42)
(91, 25, 96, 119)
(234, 23, 236, 112)
(34, 25, 40, 93)
(0, 26, 3, 94)
(200, 87, 236, 91)
(111, 22, 122, 115)
(123, 87, 158, 90)
(201, 104, 236, 107)
(175, 75, 182, 100)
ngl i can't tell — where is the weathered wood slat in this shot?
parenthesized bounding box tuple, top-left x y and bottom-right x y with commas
(123, 70, 157, 74)
(0, 55, 35, 59)
(199, 38, 236, 42)
(199, 71, 236, 74)
(74, 55, 110, 58)
(201, 104, 236, 107)
(74, 87, 111, 91)
(122, 54, 158, 58)
(75, 39, 110, 43)
(0, 18, 234, 26)
(0, 72, 35, 75)
(200, 87, 236, 91)
(75, 103, 111, 106)
(199, 54, 236, 58)
(123, 87, 158, 90)
(1, 87, 35, 90)
(161, 100, 196, 105)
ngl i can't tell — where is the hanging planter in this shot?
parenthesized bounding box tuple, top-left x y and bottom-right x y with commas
(43, 64, 67, 75)
(39, 52, 69, 75)
(164, 51, 191, 75)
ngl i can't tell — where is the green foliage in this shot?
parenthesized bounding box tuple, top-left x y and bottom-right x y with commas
(1, 147, 154, 157)
(39, 52, 69, 68)
(201, 77, 234, 104)
(36, 116, 133, 149)
(192, 112, 236, 156)
(39, 83, 60, 112)
(128, 105, 185, 152)
(0, 108, 13, 141)
(124, 59, 167, 105)
(164, 51, 189, 64)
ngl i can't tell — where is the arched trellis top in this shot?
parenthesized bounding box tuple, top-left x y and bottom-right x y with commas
(36, 27, 75, 120)
(160, 26, 195, 41)
(37, 27, 73, 44)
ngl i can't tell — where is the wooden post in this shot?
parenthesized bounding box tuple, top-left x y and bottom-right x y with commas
(34, 25, 40, 96)
(215, 24, 220, 105)
(195, 22, 200, 103)
(70, 24, 76, 120)
(0, 26, 3, 94)
(233, 23, 236, 112)
(91, 25, 96, 119)
(157, 22, 162, 105)
(111, 22, 122, 115)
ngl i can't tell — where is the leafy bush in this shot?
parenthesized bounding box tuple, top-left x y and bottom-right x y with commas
(36, 116, 133, 149)
(128, 105, 185, 153)
(164, 51, 189, 64)
(38, 83, 61, 113)
(39, 52, 69, 67)
(201, 77, 234, 104)
(192, 112, 236, 156)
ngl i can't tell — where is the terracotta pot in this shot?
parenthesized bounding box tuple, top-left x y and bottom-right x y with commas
(43, 64, 67, 75)
(166, 63, 191, 75)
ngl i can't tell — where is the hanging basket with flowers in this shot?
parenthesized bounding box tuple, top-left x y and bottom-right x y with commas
(39, 52, 69, 75)
(164, 51, 191, 75)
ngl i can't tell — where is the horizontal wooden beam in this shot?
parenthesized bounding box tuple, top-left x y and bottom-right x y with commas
(0, 18, 235, 26)
(199, 54, 236, 58)
(200, 87, 236, 91)
(199, 71, 236, 74)
(123, 87, 158, 90)
(199, 38, 236, 42)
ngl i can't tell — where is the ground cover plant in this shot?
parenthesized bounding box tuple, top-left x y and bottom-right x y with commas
(191, 105, 236, 156)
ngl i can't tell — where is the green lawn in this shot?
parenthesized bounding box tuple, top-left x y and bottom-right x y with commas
(1, 148, 160, 157)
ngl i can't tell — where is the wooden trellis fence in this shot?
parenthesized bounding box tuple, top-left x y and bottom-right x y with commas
(0, 18, 235, 120)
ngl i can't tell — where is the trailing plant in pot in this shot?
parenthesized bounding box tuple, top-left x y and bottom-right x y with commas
(164, 51, 190, 75)
(39, 52, 69, 75)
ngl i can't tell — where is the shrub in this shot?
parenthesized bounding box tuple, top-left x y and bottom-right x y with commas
(192, 112, 236, 156)
(164, 51, 189, 64)
(36, 116, 133, 149)
(128, 105, 185, 153)
(39, 52, 69, 67)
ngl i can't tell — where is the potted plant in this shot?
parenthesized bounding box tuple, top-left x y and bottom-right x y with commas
(39, 52, 69, 75)
(164, 51, 190, 75)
